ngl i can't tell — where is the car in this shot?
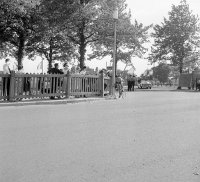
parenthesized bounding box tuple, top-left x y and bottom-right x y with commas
(138, 80, 152, 89)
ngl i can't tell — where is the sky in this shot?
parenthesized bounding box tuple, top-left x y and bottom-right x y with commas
(1, 0, 200, 75)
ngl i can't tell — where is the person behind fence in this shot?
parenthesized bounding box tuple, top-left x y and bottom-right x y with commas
(47, 63, 64, 99)
(63, 63, 69, 74)
(16, 65, 24, 101)
(99, 69, 107, 91)
(3, 58, 11, 99)
(62, 63, 69, 91)
(79, 66, 87, 97)
(24, 73, 32, 95)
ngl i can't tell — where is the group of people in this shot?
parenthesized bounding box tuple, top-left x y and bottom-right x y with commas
(2, 58, 131, 100)
(47, 63, 88, 99)
(127, 74, 136, 91)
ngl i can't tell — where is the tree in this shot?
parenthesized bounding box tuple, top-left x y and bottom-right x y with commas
(88, 0, 151, 72)
(153, 63, 171, 84)
(149, 0, 200, 74)
(0, 0, 40, 68)
(26, 0, 77, 70)
(60, 0, 107, 70)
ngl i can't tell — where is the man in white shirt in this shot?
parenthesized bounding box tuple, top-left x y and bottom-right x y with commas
(3, 58, 11, 74)
(3, 58, 11, 99)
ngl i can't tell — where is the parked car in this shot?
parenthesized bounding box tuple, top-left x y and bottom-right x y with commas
(138, 80, 152, 89)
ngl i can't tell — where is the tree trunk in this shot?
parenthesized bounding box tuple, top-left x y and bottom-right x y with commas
(177, 58, 183, 89)
(17, 35, 25, 69)
(48, 38, 53, 71)
(79, 42, 86, 70)
(179, 63, 183, 74)
(78, 19, 86, 70)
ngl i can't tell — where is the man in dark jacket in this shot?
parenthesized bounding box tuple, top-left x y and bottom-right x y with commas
(48, 63, 64, 99)
(48, 63, 63, 74)
(131, 75, 136, 91)
(127, 74, 132, 91)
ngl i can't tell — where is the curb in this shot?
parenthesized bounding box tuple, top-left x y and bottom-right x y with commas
(0, 97, 114, 107)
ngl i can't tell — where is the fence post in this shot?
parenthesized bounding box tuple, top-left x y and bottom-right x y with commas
(9, 71, 15, 102)
(100, 72, 104, 97)
(66, 71, 71, 98)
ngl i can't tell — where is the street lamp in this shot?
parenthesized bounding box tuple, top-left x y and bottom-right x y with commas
(111, 7, 118, 95)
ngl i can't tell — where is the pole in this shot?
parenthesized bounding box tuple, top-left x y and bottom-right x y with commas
(111, 20, 117, 95)
(111, 7, 118, 96)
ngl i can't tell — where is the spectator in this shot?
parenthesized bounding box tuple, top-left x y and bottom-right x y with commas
(3, 58, 11, 99)
(16, 65, 24, 100)
(63, 63, 69, 74)
(79, 66, 87, 97)
(62, 63, 69, 91)
(24, 73, 32, 95)
(48, 63, 64, 74)
(131, 75, 136, 91)
(127, 74, 132, 91)
(48, 63, 64, 99)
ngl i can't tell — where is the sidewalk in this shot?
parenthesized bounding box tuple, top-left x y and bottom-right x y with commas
(0, 96, 113, 107)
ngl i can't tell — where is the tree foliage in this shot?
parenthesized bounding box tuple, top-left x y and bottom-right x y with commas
(0, 0, 151, 71)
(0, 0, 40, 67)
(149, 0, 200, 73)
(153, 63, 171, 83)
(26, 0, 78, 70)
(88, 0, 151, 70)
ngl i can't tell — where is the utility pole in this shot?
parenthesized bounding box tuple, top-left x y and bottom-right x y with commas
(111, 7, 118, 95)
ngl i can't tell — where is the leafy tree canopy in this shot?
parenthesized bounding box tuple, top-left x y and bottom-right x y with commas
(0, 0, 40, 67)
(88, 0, 151, 70)
(149, 0, 200, 73)
(152, 63, 171, 83)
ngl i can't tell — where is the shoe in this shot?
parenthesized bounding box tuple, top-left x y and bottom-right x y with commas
(50, 96, 55, 99)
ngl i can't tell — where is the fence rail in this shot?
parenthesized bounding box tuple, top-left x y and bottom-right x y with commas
(0, 72, 111, 102)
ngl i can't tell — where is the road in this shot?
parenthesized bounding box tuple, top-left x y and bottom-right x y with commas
(0, 89, 200, 182)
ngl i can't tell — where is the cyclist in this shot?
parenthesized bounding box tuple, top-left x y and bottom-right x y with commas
(115, 74, 124, 98)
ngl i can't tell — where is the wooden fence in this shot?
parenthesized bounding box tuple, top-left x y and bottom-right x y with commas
(0, 71, 111, 102)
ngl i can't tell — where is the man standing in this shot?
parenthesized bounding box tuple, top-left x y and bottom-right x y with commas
(79, 66, 87, 95)
(47, 63, 64, 99)
(127, 74, 132, 91)
(3, 58, 11, 99)
(131, 75, 136, 91)
(48, 63, 64, 74)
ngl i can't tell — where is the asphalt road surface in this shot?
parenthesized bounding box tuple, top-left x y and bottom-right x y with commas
(1, 89, 200, 182)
